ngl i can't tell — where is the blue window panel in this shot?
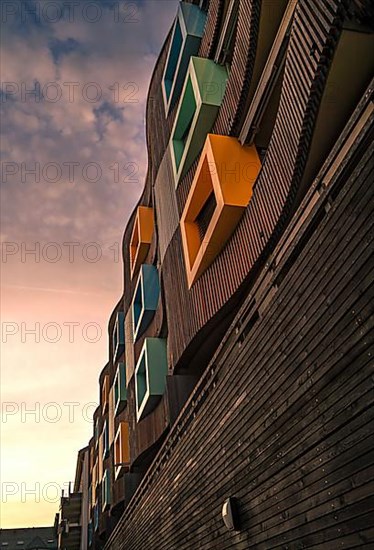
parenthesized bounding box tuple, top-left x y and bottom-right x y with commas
(88, 521, 93, 546)
(132, 265, 160, 341)
(162, 2, 207, 114)
(93, 504, 99, 531)
(113, 311, 125, 360)
(114, 362, 127, 415)
(135, 338, 168, 422)
(102, 469, 111, 511)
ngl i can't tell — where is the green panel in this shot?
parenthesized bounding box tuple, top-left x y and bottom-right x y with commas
(135, 338, 168, 421)
(192, 56, 228, 105)
(115, 362, 127, 414)
(171, 57, 228, 185)
(145, 338, 168, 396)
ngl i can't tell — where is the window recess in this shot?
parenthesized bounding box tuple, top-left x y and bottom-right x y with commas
(214, 0, 239, 68)
(239, 0, 297, 148)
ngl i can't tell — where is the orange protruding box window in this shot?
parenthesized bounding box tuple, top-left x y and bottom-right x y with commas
(101, 374, 109, 414)
(114, 422, 130, 479)
(130, 206, 154, 278)
(180, 134, 261, 288)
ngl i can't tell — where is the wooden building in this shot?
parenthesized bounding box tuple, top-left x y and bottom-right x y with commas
(59, 1, 374, 548)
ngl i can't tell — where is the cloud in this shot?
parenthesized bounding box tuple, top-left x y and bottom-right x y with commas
(0, 0, 179, 527)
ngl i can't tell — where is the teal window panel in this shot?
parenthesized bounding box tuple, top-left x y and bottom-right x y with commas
(135, 338, 168, 422)
(113, 311, 125, 360)
(132, 265, 160, 341)
(162, 2, 207, 114)
(170, 56, 228, 186)
(88, 521, 93, 546)
(102, 420, 109, 459)
(93, 503, 99, 531)
(102, 469, 111, 511)
(114, 362, 127, 415)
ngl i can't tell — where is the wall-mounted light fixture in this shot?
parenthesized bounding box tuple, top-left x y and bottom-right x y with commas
(222, 497, 240, 532)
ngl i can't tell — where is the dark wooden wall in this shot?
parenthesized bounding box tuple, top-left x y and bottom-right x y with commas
(104, 83, 374, 549)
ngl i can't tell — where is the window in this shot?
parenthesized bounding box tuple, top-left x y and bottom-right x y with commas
(215, 0, 239, 68)
(114, 362, 127, 415)
(180, 134, 261, 287)
(113, 311, 125, 360)
(132, 265, 160, 341)
(114, 422, 130, 479)
(129, 206, 154, 278)
(88, 522, 93, 546)
(135, 338, 168, 421)
(162, 2, 207, 114)
(239, 0, 296, 149)
(101, 374, 109, 414)
(102, 469, 111, 511)
(164, 19, 183, 102)
(102, 420, 109, 460)
(93, 502, 99, 531)
(300, 11, 374, 193)
(172, 76, 197, 172)
(94, 418, 99, 447)
(170, 56, 228, 186)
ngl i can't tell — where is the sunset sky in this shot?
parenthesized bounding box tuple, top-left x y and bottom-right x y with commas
(0, 0, 178, 528)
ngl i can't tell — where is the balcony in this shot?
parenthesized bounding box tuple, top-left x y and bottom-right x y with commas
(130, 206, 154, 278)
(170, 56, 228, 186)
(60, 491, 81, 524)
(180, 134, 261, 287)
(113, 311, 125, 360)
(114, 422, 130, 479)
(135, 338, 168, 421)
(58, 492, 82, 549)
(114, 362, 127, 415)
(132, 265, 160, 341)
(162, 1, 207, 114)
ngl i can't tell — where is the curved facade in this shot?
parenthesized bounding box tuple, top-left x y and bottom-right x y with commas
(57, 1, 374, 548)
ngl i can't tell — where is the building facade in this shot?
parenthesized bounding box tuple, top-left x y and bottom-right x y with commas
(58, 0, 374, 548)
(0, 527, 57, 549)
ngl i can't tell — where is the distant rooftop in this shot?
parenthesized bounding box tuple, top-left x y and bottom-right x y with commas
(0, 527, 57, 550)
